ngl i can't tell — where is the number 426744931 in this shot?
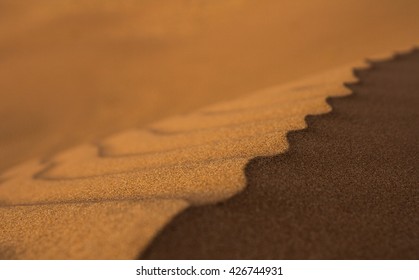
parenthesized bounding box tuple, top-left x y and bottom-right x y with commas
(229, 266, 283, 276)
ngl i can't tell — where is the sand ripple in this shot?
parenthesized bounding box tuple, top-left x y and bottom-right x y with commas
(0, 51, 407, 258)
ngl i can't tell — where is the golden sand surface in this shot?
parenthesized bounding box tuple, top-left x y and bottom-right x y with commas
(1, 0, 418, 259)
(1, 58, 369, 259)
(1, 0, 419, 172)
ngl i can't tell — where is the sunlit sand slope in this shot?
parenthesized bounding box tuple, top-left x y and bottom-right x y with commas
(0, 59, 368, 259)
(143, 49, 419, 259)
(1, 0, 419, 172)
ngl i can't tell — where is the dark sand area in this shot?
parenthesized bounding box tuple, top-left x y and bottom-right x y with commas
(142, 50, 419, 259)
(1, 1, 418, 259)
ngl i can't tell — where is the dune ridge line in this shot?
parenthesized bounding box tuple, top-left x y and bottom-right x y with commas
(142, 47, 419, 259)
(0, 45, 416, 259)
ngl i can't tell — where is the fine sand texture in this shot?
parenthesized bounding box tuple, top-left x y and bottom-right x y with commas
(1, 0, 419, 173)
(0, 58, 364, 259)
(1, 1, 419, 259)
(142, 50, 419, 259)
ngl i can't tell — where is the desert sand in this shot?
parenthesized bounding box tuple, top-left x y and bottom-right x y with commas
(0, 1, 418, 259)
(143, 50, 419, 259)
(1, 0, 419, 172)
(0, 58, 362, 259)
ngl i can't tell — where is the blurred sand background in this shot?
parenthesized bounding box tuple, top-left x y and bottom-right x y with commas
(1, 0, 418, 172)
(1, 0, 419, 260)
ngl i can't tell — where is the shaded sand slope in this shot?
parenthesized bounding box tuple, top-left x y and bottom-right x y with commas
(2, 0, 419, 172)
(0, 59, 361, 259)
(142, 50, 419, 259)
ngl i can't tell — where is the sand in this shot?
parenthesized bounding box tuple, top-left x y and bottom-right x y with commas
(0, 1, 418, 260)
(1, 0, 419, 172)
(143, 50, 419, 259)
(0, 57, 364, 259)
(0, 200, 187, 259)
(2, 46, 415, 259)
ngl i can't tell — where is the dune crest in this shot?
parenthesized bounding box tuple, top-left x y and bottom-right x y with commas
(0, 47, 411, 259)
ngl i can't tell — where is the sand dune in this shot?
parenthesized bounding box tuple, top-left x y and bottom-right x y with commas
(143, 49, 419, 259)
(0, 1, 418, 260)
(1, 47, 408, 258)
(1, 0, 419, 172)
